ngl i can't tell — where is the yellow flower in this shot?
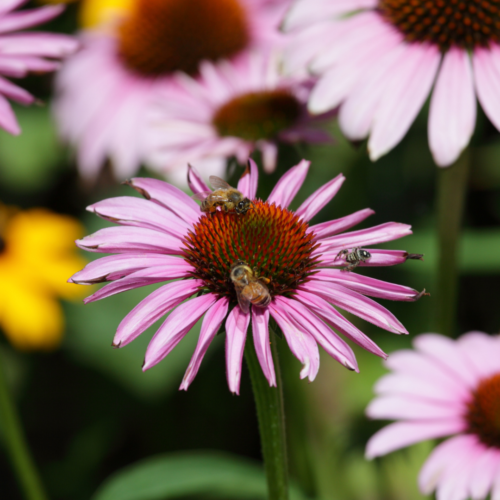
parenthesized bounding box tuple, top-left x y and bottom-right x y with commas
(0, 207, 87, 351)
(80, 0, 133, 29)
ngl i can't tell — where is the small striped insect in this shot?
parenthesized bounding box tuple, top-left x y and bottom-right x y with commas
(335, 247, 371, 271)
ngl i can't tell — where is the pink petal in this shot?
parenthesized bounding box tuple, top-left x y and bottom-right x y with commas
(113, 279, 203, 347)
(457, 332, 500, 381)
(267, 159, 310, 208)
(317, 248, 421, 267)
(429, 48, 476, 166)
(309, 208, 375, 239)
(469, 446, 500, 500)
(366, 419, 466, 459)
(69, 254, 183, 284)
(296, 289, 386, 358)
(237, 158, 259, 200)
(295, 173, 345, 222)
(0, 5, 64, 34)
(76, 226, 183, 255)
(474, 45, 500, 132)
(127, 177, 200, 224)
(0, 33, 78, 57)
(269, 301, 319, 381)
(0, 1, 29, 14)
(319, 222, 412, 251)
(225, 306, 250, 394)
(259, 141, 278, 173)
(304, 280, 408, 334)
(0, 93, 19, 134)
(87, 197, 189, 239)
(312, 269, 422, 301)
(180, 297, 229, 390)
(0, 76, 33, 104)
(143, 293, 216, 370)
(187, 163, 209, 195)
(368, 43, 441, 161)
(252, 307, 276, 387)
(276, 296, 358, 371)
(419, 435, 476, 495)
(83, 263, 195, 304)
(366, 396, 462, 420)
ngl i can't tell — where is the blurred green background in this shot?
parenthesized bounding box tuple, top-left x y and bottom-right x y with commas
(2, 2, 500, 500)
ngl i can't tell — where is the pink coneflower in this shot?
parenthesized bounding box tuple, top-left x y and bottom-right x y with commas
(144, 50, 332, 181)
(283, 0, 500, 166)
(54, 0, 291, 180)
(69, 159, 424, 393)
(366, 332, 500, 500)
(0, 0, 77, 134)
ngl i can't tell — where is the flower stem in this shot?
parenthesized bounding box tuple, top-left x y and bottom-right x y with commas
(244, 331, 289, 500)
(435, 151, 470, 337)
(0, 354, 48, 500)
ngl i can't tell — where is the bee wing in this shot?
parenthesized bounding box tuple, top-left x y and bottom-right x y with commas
(191, 191, 212, 201)
(235, 289, 251, 314)
(209, 176, 232, 190)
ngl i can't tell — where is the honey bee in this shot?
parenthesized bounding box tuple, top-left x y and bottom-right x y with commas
(193, 176, 253, 215)
(230, 261, 271, 313)
(335, 247, 371, 271)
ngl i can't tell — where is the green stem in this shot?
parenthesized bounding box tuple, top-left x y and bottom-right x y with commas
(0, 354, 48, 500)
(244, 331, 289, 500)
(435, 151, 470, 337)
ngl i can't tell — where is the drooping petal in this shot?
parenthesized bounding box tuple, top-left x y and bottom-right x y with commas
(76, 226, 183, 255)
(269, 301, 319, 381)
(180, 297, 229, 390)
(468, 446, 500, 500)
(312, 269, 422, 301)
(366, 419, 466, 458)
(0, 5, 64, 34)
(87, 196, 190, 239)
(143, 293, 217, 370)
(0, 76, 33, 104)
(474, 45, 500, 132)
(428, 48, 476, 166)
(267, 159, 310, 208)
(296, 290, 387, 358)
(368, 43, 441, 161)
(83, 263, 195, 303)
(0, 92, 19, 134)
(309, 208, 375, 239)
(304, 280, 408, 334)
(187, 163, 210, 195)
(319, 222, 412, 251)
(317, 248, 420, 267)
(252, 307, 276, 387)
(276, 296, 358, 371)
(0, 33, 79, 58)
(295, 173, 345, 222)
(225, 306, 250, 394)
(126, 177, 200, 224)
(237, 158, 259, 200)
(113, 279, 203, 347)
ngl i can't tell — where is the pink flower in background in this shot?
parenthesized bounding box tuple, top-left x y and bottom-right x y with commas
(283, 0, 500, 166)
(144, 50, 332, 184)
(54, 0, 291, 181)
(366, 332, 500, 500)
(69, 159, 424, 393)
(0, 0, 77, 134)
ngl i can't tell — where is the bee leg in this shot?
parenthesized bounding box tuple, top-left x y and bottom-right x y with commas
(335, 249, 349, 261)
(341, 261, 358, 272)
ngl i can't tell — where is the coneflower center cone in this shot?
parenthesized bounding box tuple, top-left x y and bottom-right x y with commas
(466, 373, 500, 448)
(212, 90, 302, 141)
(118, 0, 250, 76)
(182, 200, 320, 301)
(378, 0, 500, 49)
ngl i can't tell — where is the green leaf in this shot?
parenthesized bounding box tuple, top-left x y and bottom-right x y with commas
(92, 451, 307, 500)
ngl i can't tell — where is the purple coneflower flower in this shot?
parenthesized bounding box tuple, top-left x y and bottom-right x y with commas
(54, 0, 290, 180)
(283, 0, 500, 166)
(70, 159, 424, 393)
(144, 50, 332, 183)
(366, 332, 500, 500)
(0, 0, 77, 134)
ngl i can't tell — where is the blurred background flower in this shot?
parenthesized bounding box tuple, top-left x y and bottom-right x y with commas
(366, 332, 500, 500)
(0, 205, 86, 349)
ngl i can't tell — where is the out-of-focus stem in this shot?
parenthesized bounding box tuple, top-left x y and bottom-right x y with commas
(435, 151, 470, 337)
(245, 331, 289, 500)
(0, 354, 48, 500)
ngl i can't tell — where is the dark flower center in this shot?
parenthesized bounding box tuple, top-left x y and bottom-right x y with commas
(0, 236, 5, 254)
(117, 0, 250, 77)
(378, 0, 500, 50)
(182, 200, 320, 302)
(212, 90, 302, 141)
(465, 372, 500, 448)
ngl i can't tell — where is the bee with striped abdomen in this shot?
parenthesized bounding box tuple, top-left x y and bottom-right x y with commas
(230, 261, 271, 313)
(335, 247, 371, 271)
